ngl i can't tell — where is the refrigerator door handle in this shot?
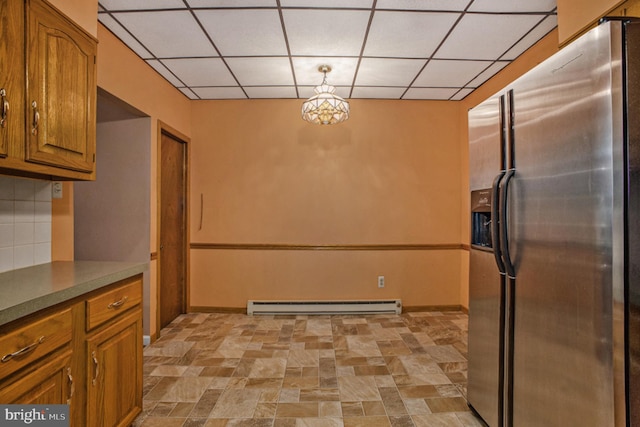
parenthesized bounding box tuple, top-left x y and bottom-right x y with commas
(491, 171, 506, 274)
(499, 168, 516, 278)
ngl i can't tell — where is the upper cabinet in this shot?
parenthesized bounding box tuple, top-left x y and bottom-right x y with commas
(0, 0, 25, 160)
(0, 0, 97, 180)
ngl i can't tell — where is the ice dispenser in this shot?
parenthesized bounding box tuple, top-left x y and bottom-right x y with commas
(471, 189, 492, 249)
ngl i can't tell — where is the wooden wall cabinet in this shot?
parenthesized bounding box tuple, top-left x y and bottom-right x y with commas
(0, 0, 97, 180)
(0, 275, 143, 427)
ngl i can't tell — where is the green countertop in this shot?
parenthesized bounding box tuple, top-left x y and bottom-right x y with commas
(0, 261, 147, 327)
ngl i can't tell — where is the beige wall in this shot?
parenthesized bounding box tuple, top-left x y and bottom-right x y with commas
(190, 99, 465, 309)
(557, 0, 625, 44)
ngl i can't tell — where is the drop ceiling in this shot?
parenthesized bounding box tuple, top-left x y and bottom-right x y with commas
(97, 0, 557, 101)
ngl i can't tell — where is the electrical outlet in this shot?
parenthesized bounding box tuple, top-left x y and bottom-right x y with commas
(52, 182, 63, 199)
(378, 276, 385, 288)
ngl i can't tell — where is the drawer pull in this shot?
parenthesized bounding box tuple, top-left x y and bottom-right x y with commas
(67, 367, 74, 404)
(0, 88, 8, 128)
(31, 101, 39, 135)
(107, 296, 128, 310)
(1, 336, 45, 363)
(91, 351, 99, 386)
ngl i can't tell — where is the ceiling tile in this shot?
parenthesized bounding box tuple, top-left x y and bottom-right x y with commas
(364, 11, 460, 58)
(413, 59, 493, 87)
(162, 58, 237, 86)
(467, 61, 509, 87)
(376, 0, 470, 11)
(244, 87, 298, 98)
(192, 87, 247, 99)
(351, 87, 405, 99)
(226, 57, 294, 86)
(98, 5, 105, 11)
(468, 0, 556, 12)
(435, 13, 546, 60)
(195, 9, 288, 56)
(179, 87, 199, 99)
(283, 9, 371, 56)
(99, 0, 185, 10)
(281, 0, 373, 7)
(113, 11, 216, 58)
(187, 0, 276, 6)
(403, 87, 458, 99)
(450, 88, 474, 100)
(292, 58, 358, 86)
(146, 60, 184, 86)
(502, 15, 557, 60)
(98, 14, 153, 59)
(355, 58, 426, 86)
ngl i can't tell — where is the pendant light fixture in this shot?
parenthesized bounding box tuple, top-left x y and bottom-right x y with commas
(301, 65, 350, 125)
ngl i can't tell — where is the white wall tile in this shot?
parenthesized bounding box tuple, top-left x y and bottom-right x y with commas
(14, 222, 35, 245)
(14, 179, 35, 201)
(0, 247, 13, 272)
(35, 201, 51, 223)
(34, 243, 51, 265)
(0, 223, 13, 248)
(34, 181, 52, 202)
(0, 176, 52, 272)
(14, 244, 34, 269)
(34, 222, 51, 244)
(0, 176, 14, 200)
(14, 201, 35, 222)
(0, 200, 13, 224)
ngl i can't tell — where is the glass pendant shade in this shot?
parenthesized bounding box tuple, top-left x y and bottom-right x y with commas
(301, 66, 350, 125)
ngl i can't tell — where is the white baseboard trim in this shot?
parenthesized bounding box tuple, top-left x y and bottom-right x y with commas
(143, 335, 151, 346)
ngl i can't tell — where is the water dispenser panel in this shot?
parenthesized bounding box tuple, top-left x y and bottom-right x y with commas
(471, 189, 492, 249)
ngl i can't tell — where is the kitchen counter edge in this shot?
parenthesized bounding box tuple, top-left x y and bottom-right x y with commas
(0, 261, 148, 327)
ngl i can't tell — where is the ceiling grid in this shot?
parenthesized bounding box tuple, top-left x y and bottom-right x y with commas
(97, 0, 557, 101)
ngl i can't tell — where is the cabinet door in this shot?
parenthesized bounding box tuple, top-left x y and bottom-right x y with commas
(26, 0, 96, 173)
(86, 311, 142, 427)
(0, 0, 25, 158)
(0, 350, 73, 405)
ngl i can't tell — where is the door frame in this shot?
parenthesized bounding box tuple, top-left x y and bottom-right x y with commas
(156, 121, 190, 337)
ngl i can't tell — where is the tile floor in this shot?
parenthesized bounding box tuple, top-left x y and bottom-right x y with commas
(134, 311, 486, 427)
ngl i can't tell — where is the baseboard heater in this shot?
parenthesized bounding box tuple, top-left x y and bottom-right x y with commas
(247, 299, 402, 315)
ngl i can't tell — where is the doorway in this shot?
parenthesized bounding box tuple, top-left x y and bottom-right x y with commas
(158, 125, 188, 330)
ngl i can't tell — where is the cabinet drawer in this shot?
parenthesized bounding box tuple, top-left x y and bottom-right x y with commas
(86, 278, 142, 331)
(0, 308, 72, 381)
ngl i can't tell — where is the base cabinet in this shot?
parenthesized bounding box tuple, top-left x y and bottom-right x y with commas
(0, 350, 73, 405)
(86, 312, 142, 427)
(0, 274, 143, 427)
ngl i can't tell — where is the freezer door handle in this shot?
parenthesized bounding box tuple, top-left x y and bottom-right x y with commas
(499, 168, 516, 278)
(491, 171, 506, 274)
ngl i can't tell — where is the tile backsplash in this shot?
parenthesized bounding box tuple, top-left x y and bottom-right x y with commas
(0, 176, 52, 273)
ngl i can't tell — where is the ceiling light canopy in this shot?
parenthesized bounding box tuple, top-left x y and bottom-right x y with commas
(301, 65, 350, 125)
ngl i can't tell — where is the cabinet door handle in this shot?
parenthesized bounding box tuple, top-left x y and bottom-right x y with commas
(107, 296, 128, 310)
(0, 88, 8, 128)
(67, 367, 74, 404)
(31, 101, 39, 135)
(91, 351, 99, 386)
(1, 336, 45, 363)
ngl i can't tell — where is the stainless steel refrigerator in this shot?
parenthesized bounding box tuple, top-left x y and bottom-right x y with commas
(467, 19, 640, 427)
